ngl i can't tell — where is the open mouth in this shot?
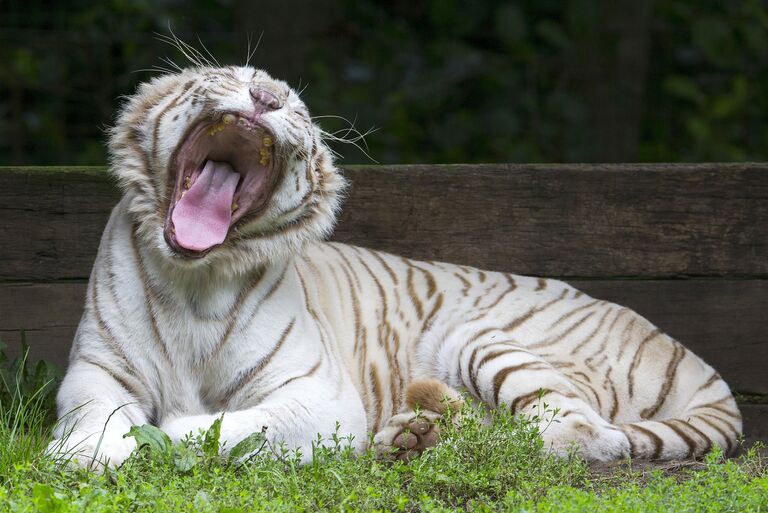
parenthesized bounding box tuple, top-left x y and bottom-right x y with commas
(164, 113, 276, 257)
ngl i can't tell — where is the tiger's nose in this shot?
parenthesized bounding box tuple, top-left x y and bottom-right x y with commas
(249, 84, 283, 112)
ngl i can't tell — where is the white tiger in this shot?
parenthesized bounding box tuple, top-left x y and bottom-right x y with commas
(49, 65, 742, 468)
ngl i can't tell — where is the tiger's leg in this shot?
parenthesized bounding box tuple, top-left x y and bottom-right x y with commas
(160, 374, 368, 463)
(615, 335, 742, 459)
(49, 359, 149, 469)
(373, 379, 464, 461)
(442, 331, 630, 461)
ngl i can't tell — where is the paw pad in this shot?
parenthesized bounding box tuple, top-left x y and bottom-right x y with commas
(374, 410, 442, 462)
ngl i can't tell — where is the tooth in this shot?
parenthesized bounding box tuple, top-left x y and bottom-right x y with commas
(259, 147, 268, 156)
(260, 156, 269, 166)
(223, 114, 235, 125)
(209, 122, 225, 135)
(231, 202, 238, 213)
(262, 136, 273, 147)
(184, 176, 191, 189)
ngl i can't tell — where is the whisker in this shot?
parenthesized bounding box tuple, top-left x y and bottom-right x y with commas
(245, 31, 263, 67)
(155, 25, 215, 69)
(245, 33, 253, 67)
(160, 56, 184, 72)
(131, 68, 166, 75)
(314, 114, 377, 151)
(196, 34, 221, 67)
(152, 67, 175, 75)
(171, 30, 213, 67)
(155, 32, 203, 68)
(318, 128, 379, 163)
(296, 80, 310, 97)
(171, 29, 212, 67)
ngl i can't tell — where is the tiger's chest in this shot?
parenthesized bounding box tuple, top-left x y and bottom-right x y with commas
(121, 265, 323, 418)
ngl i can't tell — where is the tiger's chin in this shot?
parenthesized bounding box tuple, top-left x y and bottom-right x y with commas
(163, 112, 279, 259)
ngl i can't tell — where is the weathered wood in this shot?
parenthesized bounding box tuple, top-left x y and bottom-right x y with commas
(0, 167, 117, 281)
(2, 164, 768, 280)
(335, 163, 768, 278)
(741, 404, 768, 448)
(0, 282, 85, 370)
(2, 279, 765, 394)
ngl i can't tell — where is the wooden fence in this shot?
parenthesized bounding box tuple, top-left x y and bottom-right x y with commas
(0, 164, 765, 444)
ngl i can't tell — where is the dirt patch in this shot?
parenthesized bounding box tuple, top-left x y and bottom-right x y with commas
(588, 442, 767, 484)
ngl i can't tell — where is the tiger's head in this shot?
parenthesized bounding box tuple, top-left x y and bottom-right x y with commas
(109, 66, 345, 275)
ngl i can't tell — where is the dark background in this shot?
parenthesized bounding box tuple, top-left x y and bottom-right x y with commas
(2, 0, 767, 165)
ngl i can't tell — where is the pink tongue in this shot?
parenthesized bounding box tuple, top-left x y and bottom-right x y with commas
(172, 160, 240, 252)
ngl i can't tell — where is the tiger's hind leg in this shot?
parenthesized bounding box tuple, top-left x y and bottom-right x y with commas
(515, 387, 631, 462)
(437, 331, 630, 461)
(616, 341, 743, 459)
(373, 379, 464, 461)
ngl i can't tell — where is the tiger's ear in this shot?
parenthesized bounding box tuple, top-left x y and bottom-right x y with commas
(405, 379, 464, 415)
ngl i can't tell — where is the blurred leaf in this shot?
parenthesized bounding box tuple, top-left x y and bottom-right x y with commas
(536, 20, 570, 49)
(711, 76, 748, 119)
(202, 415, 223, 458)
(740, 21, 768, 55)
(686, 117, 711, 142)
(664, 76, 705, 105)
(495, 5, 527, 48)
(31, 484, 63, 513)
(173, 443, 199, 472)
(229, 428, 268, 465)
(692, 16, 738, 67)
(124, 424, 172, 456)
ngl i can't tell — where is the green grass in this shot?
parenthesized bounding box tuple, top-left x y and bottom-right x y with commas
(1, 343, 766, 513)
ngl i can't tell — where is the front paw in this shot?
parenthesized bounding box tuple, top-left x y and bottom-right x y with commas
(160, 414, 220, 443)
(47, 430, 136, 470)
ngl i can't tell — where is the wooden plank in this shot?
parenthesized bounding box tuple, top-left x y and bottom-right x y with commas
(335, 163, 768, 278)
(0, 167, 117, 281)
(740, 404, 768, 447)
(0, 282, 86, 369)
(2, 279, 765, 394)
(2, 164, 768, 280)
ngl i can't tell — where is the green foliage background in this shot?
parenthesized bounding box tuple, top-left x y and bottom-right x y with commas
(1, 0, 767, 165)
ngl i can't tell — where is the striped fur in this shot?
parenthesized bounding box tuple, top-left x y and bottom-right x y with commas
(50, 66, 741, 468)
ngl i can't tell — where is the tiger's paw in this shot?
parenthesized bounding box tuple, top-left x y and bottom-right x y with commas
(46, 430, 136, 470)
(373, 409, 442, 462)
(540, 416, 631, 462)
(373, 379, 465, 461)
